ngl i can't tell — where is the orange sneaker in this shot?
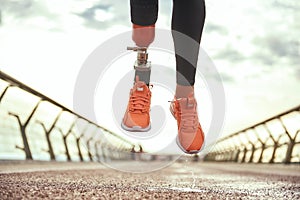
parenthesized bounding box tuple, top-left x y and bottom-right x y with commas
(121, 78, 151, 132)
(170, 93, 205, 154)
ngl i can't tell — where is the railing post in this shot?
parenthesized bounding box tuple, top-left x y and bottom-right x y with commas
(86, 128, 98, 161)
(245, 132, 256, 163)
(75, 123, 90, 162)
(253, 128, 266, 163)
(285, 130, 300, 163)
(36, 122, 56, 160)
(55, 128, 67, 161)
(75, 133, 84, 162)
(257, 143, 265, 163)
(8, 113, 33, 160)
(231, 138, 241, 162)
(237, 134, 247, 163)
(241, 147, 247, 163)
(278, 118, 295, 164)
(61, 117, 79, 161)
(261, 124, 278, 163)
(234, 149, 240, 162)
(284, 139, 295, 164)
(94, 141, 101, 162)
(270, 133, 286, 163)
(227, 140, 236, 162)
(87, 138, 93, 161)
(0, 85, 10, 103)
(247, 142, 255, 163)
(8, 100, 42, 160)
(35, 110, 63, 161)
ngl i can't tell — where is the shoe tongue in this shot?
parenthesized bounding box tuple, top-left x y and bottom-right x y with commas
(134, 81, 147, 93)
(187, 96, 195, 108)
(179, 96, 195, 109)
(136, 86, 144, 92)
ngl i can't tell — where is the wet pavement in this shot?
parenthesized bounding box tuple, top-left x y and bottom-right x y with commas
(0, 160, 299, 199)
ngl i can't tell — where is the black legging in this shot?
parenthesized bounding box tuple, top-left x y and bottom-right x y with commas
(130, 0, 206, 86)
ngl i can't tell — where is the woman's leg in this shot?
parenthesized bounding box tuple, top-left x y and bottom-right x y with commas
(130, 0, 158, 85)
(121, 0, 158, 132)
(170, 0, 206, 153)
(172, 0, 206, 97)
(130, 0, 158, 48)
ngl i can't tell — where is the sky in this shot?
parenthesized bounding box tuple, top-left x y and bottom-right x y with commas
(0, 0, 299, 153)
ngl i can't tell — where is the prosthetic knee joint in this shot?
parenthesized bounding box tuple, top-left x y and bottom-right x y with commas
(127, 46, 151, 86)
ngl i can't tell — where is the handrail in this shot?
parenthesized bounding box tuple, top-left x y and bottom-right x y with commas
(217, 105, 300, 143)
(0, 70, 134, 146)
(0, 70, 137, 161)
(205, 105, 300, 164)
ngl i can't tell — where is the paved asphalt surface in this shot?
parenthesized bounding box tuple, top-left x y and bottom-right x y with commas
(0, 160, 299, 199)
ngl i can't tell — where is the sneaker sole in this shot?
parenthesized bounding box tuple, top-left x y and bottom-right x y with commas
(176, 135, 205, 154)
(121, 121, 151, 132)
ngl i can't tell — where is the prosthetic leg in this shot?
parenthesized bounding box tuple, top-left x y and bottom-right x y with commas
(121, 0, 156, 131)
(121, 46, 152, 132)
(127, 46, 151, 86)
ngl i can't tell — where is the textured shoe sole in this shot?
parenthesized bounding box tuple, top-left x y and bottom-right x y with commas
(121, 121, 151, 132)
(176, 135, 205, 154)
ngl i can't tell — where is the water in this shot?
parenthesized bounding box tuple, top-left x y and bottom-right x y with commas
(184, 157, 197, 189)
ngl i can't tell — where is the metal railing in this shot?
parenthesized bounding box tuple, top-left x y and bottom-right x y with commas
(0, 71, 138, 162)
(205, 105, 300, 163)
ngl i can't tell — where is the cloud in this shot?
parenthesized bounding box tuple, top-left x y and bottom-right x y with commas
(0, 0, 58, 20)
(219, 72, 235, 82)
(0, 0, 130, 31)
(75, 0, 174, 30)
(0, 0, 32, 18)
(214, 45, 245, 62)
(0, 10, 2, 25)
(252, 53, 275, 66)
(205, 23, 228, 35)
(250, 35, 299, 69)
(210, 0, 300, 81)
(0, 0, 68, 32)
(80, 4, 111, 20)
(253, 36, 298, 58)
(76, 1, 130, 30)
(272, 0, 300, 10)
(76, 4, 113, 29)
(251, 3, 300, 82)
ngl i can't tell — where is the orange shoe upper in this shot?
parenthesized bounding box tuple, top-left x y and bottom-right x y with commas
(123, 80, 151, 128)
(170, 93, 205, 152)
